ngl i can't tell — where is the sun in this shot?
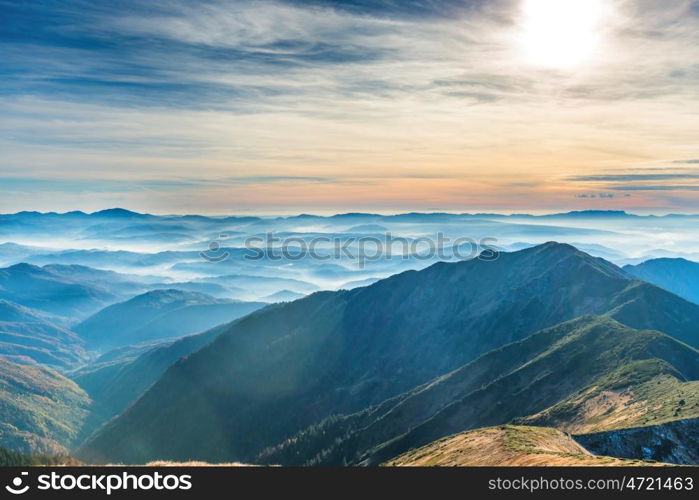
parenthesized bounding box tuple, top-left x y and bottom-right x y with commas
(520, 0, 608, 69)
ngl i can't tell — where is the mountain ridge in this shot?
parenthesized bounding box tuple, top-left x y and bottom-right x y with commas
(260, 316, 699, 466)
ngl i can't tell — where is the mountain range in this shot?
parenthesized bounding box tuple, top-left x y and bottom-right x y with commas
(624, 258, 699, 305)
(76, 243, 699, 464)
(0, 233, 696, 466)
(0, 263, 119, 322)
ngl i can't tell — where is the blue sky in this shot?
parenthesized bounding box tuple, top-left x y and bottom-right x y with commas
(1, 0, 698, 214)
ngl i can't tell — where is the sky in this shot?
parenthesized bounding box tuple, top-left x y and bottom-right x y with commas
(1, 0, 698, 214)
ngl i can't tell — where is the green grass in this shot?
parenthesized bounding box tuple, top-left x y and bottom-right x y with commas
(518, 359, 699, 433)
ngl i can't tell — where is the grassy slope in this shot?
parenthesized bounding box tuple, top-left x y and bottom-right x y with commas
(384, 426, 657, 467)
(517, 361, 699, 433)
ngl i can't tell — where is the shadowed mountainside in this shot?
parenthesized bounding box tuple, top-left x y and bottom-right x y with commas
(71, 323, 232, 422)
(574, 418, 699, 465)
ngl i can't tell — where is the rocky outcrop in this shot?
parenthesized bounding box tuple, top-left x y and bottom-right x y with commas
(574, 418, 699, 465)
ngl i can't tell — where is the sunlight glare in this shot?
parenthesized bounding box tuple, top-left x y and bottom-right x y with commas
(521, 0, 608, 69)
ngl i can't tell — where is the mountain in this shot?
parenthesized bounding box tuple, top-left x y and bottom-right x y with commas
(260, 290, 306, 302)
(74, 289, 266, 350)
(384, 426, 654, 466)
(574, 418, 699, 465)
(0, 300, 88, 369)
(623, 258, 699, 305)
(72, 323, 230, 423)
(76, 243, 699, 464)
(345, 224, 389, 233)
(0, 264, 118, 321)
(0, 358, 90, 455)
(25, 249, 199, 270)
(0, 321, 87, 369)
(339, 277, 382, 290)
(40, 264, 153, 298)
(517, 360, 699, 434)
(260, 316, 699, 465)
(545, 210, 633, 219)
(89, 208, 150, 219)
(507, 242, 627, 263)
(148, 281, 239, 299)
(0, 299, 55, 323)
(196, 275, 319, 298)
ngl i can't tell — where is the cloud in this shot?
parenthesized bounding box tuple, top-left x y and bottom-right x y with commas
(0, 175, 345, 194)
(609, 185, 699, 191)
(569, 173, 699, 182)
(0, 0, 698, 212)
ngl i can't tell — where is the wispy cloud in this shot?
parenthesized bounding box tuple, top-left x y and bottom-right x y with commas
(569, 173, 699, 182)
(609, 185, 699, 191)
(0, 175, 346, 192)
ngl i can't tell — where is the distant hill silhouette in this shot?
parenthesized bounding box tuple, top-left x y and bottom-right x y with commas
(624, 258, 699, 305)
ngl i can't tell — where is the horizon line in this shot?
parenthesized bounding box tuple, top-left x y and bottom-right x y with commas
(2, 208, 699, 218)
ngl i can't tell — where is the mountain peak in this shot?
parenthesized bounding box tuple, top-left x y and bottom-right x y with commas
(550, 210, 631, 218)
(90, 208, 146, 218)
(539, 241, 578, 251)
(139, 288, 208, 300)
(633, 257, 694, 266)
(5, 263, 44, 274)
(120, 289, 219, 308)
(515, 241, 586, 260)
